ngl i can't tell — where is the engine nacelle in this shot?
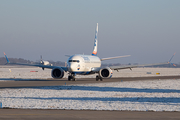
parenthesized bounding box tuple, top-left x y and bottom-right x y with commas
(99, 67, 113, 78)
(51, 67, 64, 79)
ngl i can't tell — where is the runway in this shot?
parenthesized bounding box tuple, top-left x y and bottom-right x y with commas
(0, 109, 179, 120)
(1, 75, 180, 88)
(0, 76, 180, 119)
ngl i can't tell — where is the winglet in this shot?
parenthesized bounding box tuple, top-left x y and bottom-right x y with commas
(4, 52, 10, 63)
(168, 52, 176, 63)
(92, 23, 98, 56)
(168, 52, 176, 67)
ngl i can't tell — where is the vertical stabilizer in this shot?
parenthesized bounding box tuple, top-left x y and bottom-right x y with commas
(92, 23, 98, 56)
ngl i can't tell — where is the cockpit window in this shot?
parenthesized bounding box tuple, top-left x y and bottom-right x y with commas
(68, 60, 80, 63)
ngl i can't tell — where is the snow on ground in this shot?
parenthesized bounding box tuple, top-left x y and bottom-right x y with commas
(0, 67, 180, 79)
(0, 67, 180, 111)
(0, 79, 180, 111)
(0, 67, 52, 79)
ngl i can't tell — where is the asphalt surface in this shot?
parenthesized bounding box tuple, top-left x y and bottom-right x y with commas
(0, 76, 180, 120)
(1, 75, 180, 88)
(0, 109, 179, 120)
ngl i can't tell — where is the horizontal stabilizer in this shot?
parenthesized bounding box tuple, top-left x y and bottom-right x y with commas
(101, 55, 131, 61)
(65, 55, 71, 57)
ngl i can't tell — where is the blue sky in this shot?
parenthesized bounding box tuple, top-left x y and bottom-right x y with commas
(0, 0, 180, 64)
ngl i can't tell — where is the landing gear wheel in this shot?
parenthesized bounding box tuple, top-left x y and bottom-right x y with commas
(72, 78, 76, 81)
(96, 75, 99, 81)
(68, 76, 71, 81)
(96, 75, 103, 81)
(68, 74, 76, 81)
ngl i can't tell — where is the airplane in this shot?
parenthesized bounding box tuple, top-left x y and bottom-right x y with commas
(4, 23, 172, 81)
(39, 55, 53, 70)
(40, 55, 50, 65)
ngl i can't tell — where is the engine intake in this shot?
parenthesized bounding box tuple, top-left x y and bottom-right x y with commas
(99, 67, 113, 78)
(51, 67, 64, 79)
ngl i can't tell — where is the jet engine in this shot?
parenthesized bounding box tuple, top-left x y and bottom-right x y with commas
(99, 67, 113, 78)
(51, 67, 64, 79)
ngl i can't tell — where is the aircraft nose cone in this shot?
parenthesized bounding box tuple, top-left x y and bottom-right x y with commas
(68, 63, 76, 71)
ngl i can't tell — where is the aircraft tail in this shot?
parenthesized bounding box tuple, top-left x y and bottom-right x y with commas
(92, 23, 98, 56)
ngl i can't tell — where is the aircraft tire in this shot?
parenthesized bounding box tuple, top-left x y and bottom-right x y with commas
(72, 77, 76, 81)
(96, 75, 99, 81)
(68, 76, 72, 81)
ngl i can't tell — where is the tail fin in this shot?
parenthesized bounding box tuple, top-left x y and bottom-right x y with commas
(92, 23, 98, 56)
(4, 52, 10, 63)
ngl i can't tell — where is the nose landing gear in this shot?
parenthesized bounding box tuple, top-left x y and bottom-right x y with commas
(68, 73, 76, 81)
(96, 75, 103, 81)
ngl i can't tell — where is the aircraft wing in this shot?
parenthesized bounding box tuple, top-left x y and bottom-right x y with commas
(110, 62, 170, 71)
(3, 52, 68, 72)
(6, 62, 68, 71)
(110, 52, 176, 70)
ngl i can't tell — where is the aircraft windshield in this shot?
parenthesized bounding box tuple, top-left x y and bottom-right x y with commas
(68, 60, 80, 63)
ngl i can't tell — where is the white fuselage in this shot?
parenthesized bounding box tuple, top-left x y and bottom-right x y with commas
(67, 54, 101, 74)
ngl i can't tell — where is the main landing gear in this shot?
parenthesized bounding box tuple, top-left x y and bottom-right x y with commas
(68, 74, 76, 81)
(96, 75, 103, 81)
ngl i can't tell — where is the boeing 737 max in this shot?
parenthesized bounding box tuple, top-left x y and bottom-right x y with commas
(4, 23, 172, 81)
